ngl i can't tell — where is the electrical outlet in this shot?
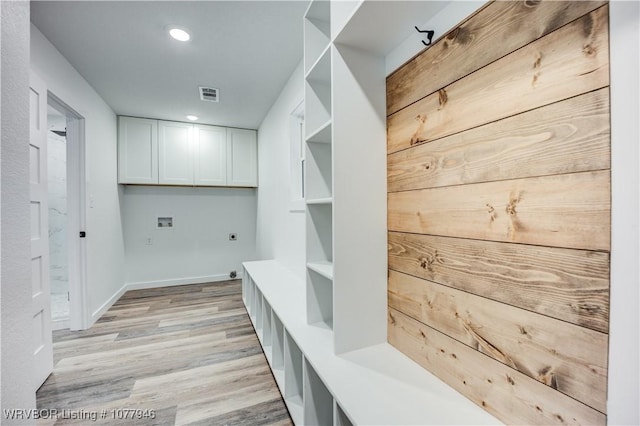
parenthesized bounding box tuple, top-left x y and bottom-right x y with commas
(145, 237, 153, 245)
(229, 233, 237, 241)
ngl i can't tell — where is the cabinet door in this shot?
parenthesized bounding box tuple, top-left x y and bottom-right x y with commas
(194, 125, 227, 186)
(118, 117, 158, 184)
(227, 128, 258, 187)
(158, 120, 194, 185)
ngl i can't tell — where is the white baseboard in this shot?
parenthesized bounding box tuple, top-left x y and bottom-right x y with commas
(88, 273, 242, 326)
(52, 318, 70, 331)
(125, 273, 242, 291)
(91, 283, 128, 325)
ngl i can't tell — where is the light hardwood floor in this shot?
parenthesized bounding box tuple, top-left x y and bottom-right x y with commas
(36, 280, 292, 426)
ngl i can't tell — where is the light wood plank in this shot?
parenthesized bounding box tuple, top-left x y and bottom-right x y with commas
(388, 231, 609, 332)
(387, 170, 610, 251)
(387, 308, 606, 425)
(387, 1, 606, 115)
(388, 88, 610, 192)
(388, 270, 608, 412)
(387, 6, 609, 154)
(36, 281, 292, 426)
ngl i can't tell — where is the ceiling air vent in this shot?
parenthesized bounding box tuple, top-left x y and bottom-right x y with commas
(199, 86, 219, 103)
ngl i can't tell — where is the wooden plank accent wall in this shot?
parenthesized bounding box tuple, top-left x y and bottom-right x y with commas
(386, 2, 611, 425)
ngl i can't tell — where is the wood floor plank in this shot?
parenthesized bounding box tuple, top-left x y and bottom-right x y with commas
(36, 280, 292, 426)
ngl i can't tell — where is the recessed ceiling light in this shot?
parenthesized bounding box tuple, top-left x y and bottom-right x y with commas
(169, 28, 190, 42)
(186, 115, 198, 121)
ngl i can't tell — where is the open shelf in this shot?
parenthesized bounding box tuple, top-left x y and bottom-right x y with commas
(304, 0, 331, 74)
(284, 330, 304, 425)
(306, 197, 333, 205)
(333, 1, 449, 56)
(306, 141, 332, 200)
(255, 288, 264, 336)
(262, 300, 273, 358)
(305, 78, 332, 139)
(306, 203, 332, 263)
(272, 312, 285, 374)
(243, 274, 253, 313)
(303, 359, 333, 426)
(306, 261, 334, 280)
(306, 120, 332, 144)
(306, 44, 331, 83)
(307, 268, 333, 330)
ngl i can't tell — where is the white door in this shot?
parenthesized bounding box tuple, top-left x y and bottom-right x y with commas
(158, 120, 194, 185)
(30, 72, 54, 389)
(227, 128, 257, 187)
(194, 125, 227, 186)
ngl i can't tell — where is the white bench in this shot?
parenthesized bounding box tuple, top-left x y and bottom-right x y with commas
(242, 260, 500, 425)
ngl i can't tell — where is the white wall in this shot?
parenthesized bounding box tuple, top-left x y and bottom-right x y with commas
(255, 61, 306, 279)
(385, 1, 488, 76)
(122, 186, 257, 287)
(30, 25, 125, 323)
(1, 0, 37, 419)
(608, 2, 639, 424)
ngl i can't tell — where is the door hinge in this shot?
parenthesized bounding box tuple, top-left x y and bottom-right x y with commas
(79, 231, 86, 238)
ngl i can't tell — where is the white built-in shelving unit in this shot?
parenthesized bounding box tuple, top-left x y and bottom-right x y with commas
(304, 0, 389, 356)
(243, 0, 501, 424)
(304, 0, 336, 340)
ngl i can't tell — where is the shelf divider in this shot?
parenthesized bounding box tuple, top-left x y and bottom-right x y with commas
(306, 261, 334, 280)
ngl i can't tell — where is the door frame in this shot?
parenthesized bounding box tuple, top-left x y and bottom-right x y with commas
(47, 93, 89, 330)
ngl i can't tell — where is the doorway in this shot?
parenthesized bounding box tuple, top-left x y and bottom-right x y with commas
(47, 94, 88, 331)
(46, 105, 69, 329)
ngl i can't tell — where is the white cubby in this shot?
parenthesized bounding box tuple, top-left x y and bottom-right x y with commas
(304, 0, 331, 74)
(243, 275, 251, 310)
(255, 288, 263, 335)
(249, 279, 258, 321)
(284, 331, 304, 424)
(334, 401, 353, 426)
(262, 300, 273, 357)
(306, 203, 332, 263)
(306, 120, 331, 144)
(305, 42, 331, 138)
(272, 312, 285, 385)
(306, 269, 333, 330)
(303, 359, 333, 426)
(304, 83, 331, 140)
(305, 141, 332, 200)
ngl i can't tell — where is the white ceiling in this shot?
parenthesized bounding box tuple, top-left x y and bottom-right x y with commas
(31, 1, 309, 129)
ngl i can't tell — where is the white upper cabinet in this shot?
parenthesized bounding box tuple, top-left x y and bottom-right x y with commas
(118, 116, 257, 187)
(158, 120, 194, 185)
(227, 128, 258, 187)
(118, 117, 158, 184)
(194, 125, 227, 186)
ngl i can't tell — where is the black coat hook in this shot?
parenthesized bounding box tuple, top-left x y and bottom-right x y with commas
(415, 26, 435, 46)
